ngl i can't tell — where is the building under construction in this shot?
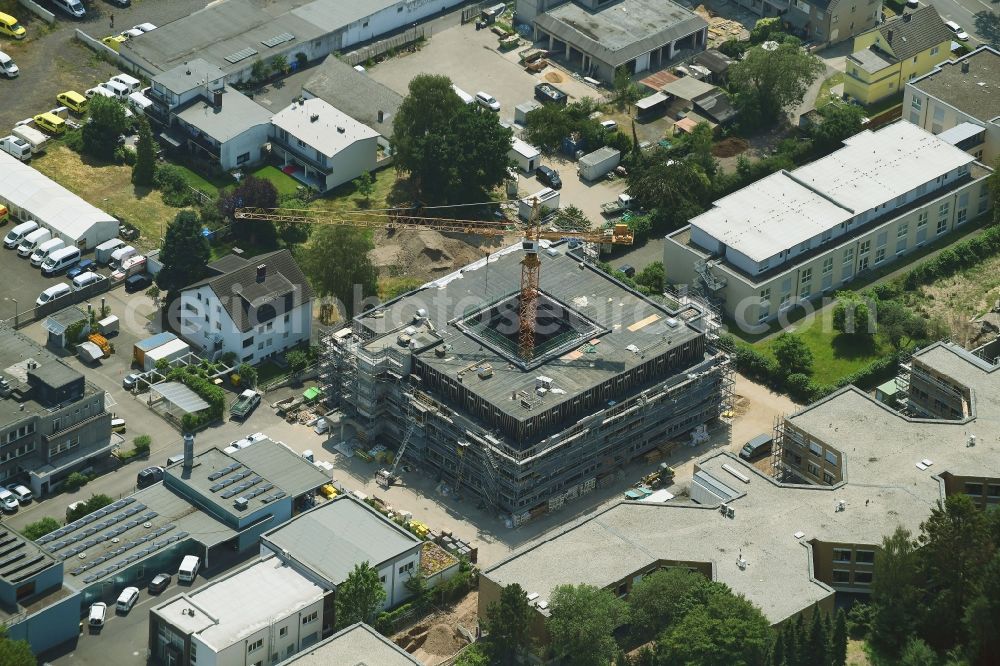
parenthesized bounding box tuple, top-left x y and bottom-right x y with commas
(321, 243, 732, 524)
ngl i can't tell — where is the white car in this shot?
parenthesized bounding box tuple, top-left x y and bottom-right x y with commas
(0, 50, 18, 78)
(116, 586, 139, 613)
(7, 484, 32, 504)
(88, 602, 107, 629)
(944, 20, 969, 41)
(0, 488, 19, 512)
(475, 91, 501, 112)
(122, 27, 144, 38)
(133, 23, 157, 32)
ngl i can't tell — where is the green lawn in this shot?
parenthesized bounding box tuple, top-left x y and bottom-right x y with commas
(753, 315, 892, 387)
(251, 165, 302, 197)
(310, 167, 400, 214)
(173, 164, 235, 197)
(816, 73, 844, 109)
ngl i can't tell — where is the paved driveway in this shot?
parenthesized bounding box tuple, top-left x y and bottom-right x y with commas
(0, 0, 210, 131)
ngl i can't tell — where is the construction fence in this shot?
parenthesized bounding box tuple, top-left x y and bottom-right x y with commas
(341, 26, 426, 67)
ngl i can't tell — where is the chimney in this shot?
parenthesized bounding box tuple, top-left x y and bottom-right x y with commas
(961, 60, 970, 73)
(310, 113, 319, 122)
(256, 264, 267, 282)
(886, 29, 893, 42)
(183, 433, 195, 471)
(903, 12, 911, 21)
(213, 90, 223, 109)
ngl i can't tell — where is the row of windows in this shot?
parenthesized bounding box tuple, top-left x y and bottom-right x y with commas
(832, 548, 875, 564)
(832, 569, 873, 585)
(965, 482, 1000, 498)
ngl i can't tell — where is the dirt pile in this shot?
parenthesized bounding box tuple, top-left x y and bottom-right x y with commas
(712, 137, 749, 158)
(423, 624, 467, 656)
(544, 70, 564, 83)
(371, 229, 491, 282)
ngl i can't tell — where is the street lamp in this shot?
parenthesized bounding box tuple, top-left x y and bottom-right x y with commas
(11, 298, 17, 328)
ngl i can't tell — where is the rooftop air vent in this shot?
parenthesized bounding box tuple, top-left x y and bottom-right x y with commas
(310, 114, 319, 122)
(234, 497, 249, 511)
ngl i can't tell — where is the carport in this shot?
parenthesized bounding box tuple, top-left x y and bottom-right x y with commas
(149, 381, 210, 418)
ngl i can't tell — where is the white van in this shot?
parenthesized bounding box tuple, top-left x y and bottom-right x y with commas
(451, 84, 475, 105)
(41, 246, 81, 276)
(177, 555, 200, 583)
(72, 271, 104, 291)
(109, 245, 136, 269)
(36, 283, 71, 306)
(95, 238, 125, 265)
(31, 237, 65, 266)
(4, 220, 38, 249)
(111, 74, 142, 93)
(116, 587, 139, 614)
(17, 228, 51, 257)
(52, 0, 85, 18)
(127, 92, 152, 115)
(100, 80, 130, 101)
(88, 602, 107, 629)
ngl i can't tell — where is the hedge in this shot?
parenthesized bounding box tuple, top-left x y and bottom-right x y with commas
(166, 366, 226, 429)
(903, 224, 1000, 290)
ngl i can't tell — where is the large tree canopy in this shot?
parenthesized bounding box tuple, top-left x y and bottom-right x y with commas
(82, 95, 130, 162)
(156, 210, 210, 298)
(728, 41, 824, 126)
(335, 561, 386, 628)
(297, 225, 378, 320)
(548, 584, 628, 666)
(218, 175, 279, 247)
(391, 74, 513, 205)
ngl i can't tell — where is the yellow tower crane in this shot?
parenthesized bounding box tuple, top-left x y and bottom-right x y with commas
(234, 203, 634, 360)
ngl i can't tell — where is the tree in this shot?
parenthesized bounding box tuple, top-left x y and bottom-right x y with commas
(237, 362, 257, 388)
(482, 583, 532, 665)
(898, 637, 939, 666)
(832, 291, 874, 337)
(749, 17, 785, 44)
(218, 176, 279, 247)
(655, 582, 771, 666)
(611, 67, 643, 107)
(876, 299, 927, 349)
(831, 608, 848, 666)
(634, 262, 665, 295)
(66, 494, 114, 522)
(807, 609, 830, 666)
(250, 58, 270, 85)
(771, 333, 813, 376)
(284, 349, 309, 373)
(990, 157, 1000, 227)
(132, 116, 156, 186)
(974, 11, 1000, 49)
(728, 42, 824, 127)
(272, 53, 288, 74)
(156, 210, 210, 301)
(355, 171, 375, 207)
(453, 644, 490, 666)
(548, 584, 628, 666)
(21, 517, 61, 541)
(963, 550, 1000, 664)
(870, 527, 922, 656)
(809, 103, 867, 155)
(628, 568, 710, 640)
(335, 562, 386, 629)
(297, 225, 378, 320)
(678, 120, 718, 180)
(627, 152, 712, 230)
(392, 74, 513, 205)
(82, 95, 130, 162)
(917, 495, 993, 650)
(0, 627, 35, 666)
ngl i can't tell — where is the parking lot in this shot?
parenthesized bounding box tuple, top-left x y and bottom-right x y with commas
(0, 240, 106, 322)
(0, 0, 210, 131)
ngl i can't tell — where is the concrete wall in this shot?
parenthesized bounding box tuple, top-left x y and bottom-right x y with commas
(904, 85, 1000, 165)
(19, 0, 55, 24)
(219, 123, 270, 171)
(6, 585, 81, 655)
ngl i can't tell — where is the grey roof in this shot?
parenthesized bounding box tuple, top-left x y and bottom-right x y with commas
(693, 89, 738, 124)
(151, 382, 210, 414)
(206, 253, 251, 275)
(279, 623, 422, 666)
(691, 49, 733, 74)
(534, 0, 708, 68)
(848, 47, 896, 74)
(28, 362, 81, 391)
(302, 55, 404, 134)
(485, 340, 1000, 625)
(175, 86, 272, 144)
(41, 483, 237, 586)
(271, 99, 380, 158)
(184, 249, 314, 333)
(910, 46, 1000, 124)
(153, 58, 225, 96)
(578, 146, 619, 167)
(45, 306, 87, 332)
(874, 5, 953, 61)
(662, 76, 716, 101)
(261, 495, 421, 586)
(230, 440, 330, 498)
(0, 526, 57, 585)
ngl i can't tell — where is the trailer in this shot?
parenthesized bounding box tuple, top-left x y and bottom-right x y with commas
(578, 146, 621, 182)
(518, 188, 560, 221)
(11, 125, 48, 154)
(230, 389, 261, 421)
(133, 332, 178, 368)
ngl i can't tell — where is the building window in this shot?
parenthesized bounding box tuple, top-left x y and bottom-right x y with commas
(843, 248, 854, 265)
(876, 231, 887, 247)
(248, 639, 263, 653)
(917, 211, 927, 228)
(398, 561, 414, 574)
(937, 218, 948, 235)
(243, 337, 254, 348)
(825, 450, 838, 465)
(930, 46, 939, 55)
(823, 471, 834, 484)
(780, 293, 791, 310)
(801, 268, 812, 282)
(279, 627, 288, 638)
(987, 484, 1000, 498)
(807, 462, 820, 477)
(833, 549, 852, 562)
(896, 239, 907, 255)
(760, 288, 771, 303)
(363, 20, 369, 27)
(302, 611, 318, 624)
(822, 257, 833, 274)
(808, 441, 822, 456)
(855, 550, 875, 564)
(236, 152, 250, 165)
(965, 482, 984, 496)
(911, 96, 922, 111)
(832, 570, 851, 583)
(939, 202, 950, 218)
(859, 240, 870, 254)
(897, 223, 908, 238)
(800, 283, 811, 299)
(854, 571, 873, 584)
(875, 248, 886, 264)
(956, 209, 967, 225)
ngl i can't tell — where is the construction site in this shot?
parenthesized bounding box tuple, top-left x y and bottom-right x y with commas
(320, 241, 733, 525)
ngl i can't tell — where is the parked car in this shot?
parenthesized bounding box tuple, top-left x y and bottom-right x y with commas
(618, 264, 635, 278)
(122, 372, 141, 390)
(105, 0, 131, 6)
(66, 258, 96, 279)
(52, 0, 86, 18)
(148, 573, 171, 594)
(0, 50, 18, 78)
(137, 466, 164, 488)
(534, 164, 562, 189)
(33, 112, 66, 135)
(133, 22, 156, 32)
(57, 91, 88, 114)
(905, 0, 918, 7)
(36, 283, 71, 306)
(71, 271, 104, 291)
(0, 488, 19, 512)
(600, 119, 618, 132)
(475, 91, 501, 112)
(944, 20, 969, 40)
(124, 273, 152, 292)
(116, 587, 139, 614)
(88, 602, 107, 631)
(0, 12, 26, 40)
(7, 484, 32, 504)
(111, 417, 126, 433)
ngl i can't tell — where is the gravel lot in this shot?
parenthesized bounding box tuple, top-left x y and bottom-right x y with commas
(0, 0, 209, 131)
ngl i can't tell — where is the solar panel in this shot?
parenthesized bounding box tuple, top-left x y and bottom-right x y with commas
(261, 31, 294, 48)
(143, 511, 158, 520)
(84, 575, 98, 583)
(175, 531, 189, 539)
(259, 482, 274, 493)
(271, 491, 286, 500)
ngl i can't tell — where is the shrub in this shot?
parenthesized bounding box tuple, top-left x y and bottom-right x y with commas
(133, 435, 151, 455)
(63, 128, 84, 153)
(66, 494, 113, 522)
(63, 472, 89, 492)
(114, 145, 137, 166)
(238, 363, 258, 387)
(220, 351, 238, 366)
(154, 164, 194, 207)
(22, 517, 61, 541)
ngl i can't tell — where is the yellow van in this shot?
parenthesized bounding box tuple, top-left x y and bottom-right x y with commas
(57, 91, 88, 114)
(34, 113, 66, 135)
(101, 35, 127, 52)
(0, 12, 25, 40)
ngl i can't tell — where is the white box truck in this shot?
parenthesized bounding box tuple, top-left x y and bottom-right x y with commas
(0, 135, 31, 161)
(178, 555, 200, 583)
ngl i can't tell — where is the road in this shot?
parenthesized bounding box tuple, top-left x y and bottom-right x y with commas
(926, 0, 997, 43)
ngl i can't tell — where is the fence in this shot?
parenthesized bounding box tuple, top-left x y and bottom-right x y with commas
(74, 29, 131, 70)
(186, 185, 213, 206)
(19, 0, 54, 24)
(342, 26, 425, 66)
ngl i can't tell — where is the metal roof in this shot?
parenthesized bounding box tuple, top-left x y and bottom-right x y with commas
(261, 495, 421, 587)
(151, 382, 210, 414)
(937, 121, 987, 145)
(278, 623, 422, 666)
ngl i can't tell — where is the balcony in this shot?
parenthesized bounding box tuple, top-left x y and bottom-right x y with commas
(269, 134, 333, 174)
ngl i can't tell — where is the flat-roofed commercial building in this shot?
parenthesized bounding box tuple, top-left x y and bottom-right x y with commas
(664, 122, 993, 328)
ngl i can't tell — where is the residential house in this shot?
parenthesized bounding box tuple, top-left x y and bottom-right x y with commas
(844, 6, 952, 105)
(178, 250, 313, 364)
(146, 59, 271, 171)
(301, 54, 402, 143)
(903, 46, 1000, 164)
(785, 0, 881, 45)
(270, 98, 379, 193)
(663, 122, 993, 329)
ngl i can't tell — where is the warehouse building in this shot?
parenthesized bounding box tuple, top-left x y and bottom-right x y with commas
(481, 338, 1000, 646)
(664, 121, 994, 328)
(120, 0, 466, 83)
(322, 243, 732, 525)
(0, 152, 118, 250)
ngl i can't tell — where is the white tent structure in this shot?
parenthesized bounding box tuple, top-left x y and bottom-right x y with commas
(0, 151, 118, 249)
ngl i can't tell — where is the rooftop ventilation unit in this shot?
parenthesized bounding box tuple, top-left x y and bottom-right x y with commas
(234, 497, 249, 511)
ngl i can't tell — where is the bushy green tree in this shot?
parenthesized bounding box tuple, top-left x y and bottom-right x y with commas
(627, 152, 711, 230)
(482, 583, 532, 665)
(82, 96, 130, 162)
(237, 363, 257, 387)
(963, 550, 1000, 664)
(898, 637, 939, 666)
(297, 226, 378, 320)
(66, 494, 113, 522)
(871, 527, 922, 656)
(628, 568, 710, 640)
(335, 562, 386, 628)
(635, 262, 665, 294)
(355, 171, 374, 206)
(771, 333, 813, 376)
(21, 517, 61, 541)
(810, 104, 867, 155)
(156, 210, 210, 301)
(548, 584, 628, 666)
(832, 291, 874, 337)
(218, 176, 279, 247)
(831, 608, 848, 666)
(132, 115, 157, 186)
(728, 41, 824, 127)
(0, 627, 34, 666)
